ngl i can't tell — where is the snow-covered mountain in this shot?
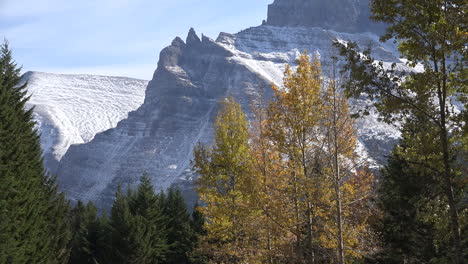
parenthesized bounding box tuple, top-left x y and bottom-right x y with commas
(53, 0, 405, 208)
(23, 72, 148, 172)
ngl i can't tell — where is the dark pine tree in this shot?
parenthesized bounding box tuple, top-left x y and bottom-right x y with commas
(191, 202, 206, 237)
(68, 201, 103, 264)
(0, 39, 71, 263)
(106, 186, 138, 263)
(189, 202, 208, 264)
(375, 118, 454, 263)
(129, 174, 168, 263)
(376, 151, 439, 263)
(163, 187, 196, 264)
(106, 174, 168, 264)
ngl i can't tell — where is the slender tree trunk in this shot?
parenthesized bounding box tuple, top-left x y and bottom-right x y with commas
(293, 171, 302, 259)
(265, 177, 274, 264)
(267, 229, 273, 264)
(303, 146, 315, 264)
(441, 131, 463, 264)
(332, 64, 345, 264)
(334, 170, 345, 264)
(439, 102, 463, 264)
(436, 54, 463, 264)
(306, 201, 315, 264)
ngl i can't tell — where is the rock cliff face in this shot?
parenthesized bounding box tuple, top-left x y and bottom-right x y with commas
(55, 1, 405, 209)
(266, 0, 385, 33)
(57, 30, 272, 207)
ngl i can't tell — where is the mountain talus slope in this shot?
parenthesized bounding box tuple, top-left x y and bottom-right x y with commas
(56, 0, 406, 208)
(24, 71, 148, 172)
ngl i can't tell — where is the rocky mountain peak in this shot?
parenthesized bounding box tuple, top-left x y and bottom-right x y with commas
(186, 28, 201, 45)
(266, 0, 385, 33)
(171, 36, 185, 48)
(46, 1, 402, 209)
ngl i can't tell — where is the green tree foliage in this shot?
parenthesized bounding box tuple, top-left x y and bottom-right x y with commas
(378, 149, 439, 263)
(163, 187, 197, 264)
(191, 203, 207, 237)
(0, 39, 71, 263)
(335, 1, 467, 262)
(63, 173, 204, 264)
(93, 174, 201, 264)
(375, 115, 467, 264)
(106, 175, 168, 264)
(190, 203, 209, 264)
(68, 201, 105, 264)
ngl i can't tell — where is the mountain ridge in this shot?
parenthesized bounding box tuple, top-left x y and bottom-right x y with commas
(25, 0, 406, 208)
(55, 24, 406, 208)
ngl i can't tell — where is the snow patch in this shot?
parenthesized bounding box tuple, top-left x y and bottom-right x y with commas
(24, 71, 148, 161)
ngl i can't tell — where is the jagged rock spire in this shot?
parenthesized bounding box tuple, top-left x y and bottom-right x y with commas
(186, 28, 201, 45)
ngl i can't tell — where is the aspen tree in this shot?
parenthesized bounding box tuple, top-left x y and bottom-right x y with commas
(193, 97, 262, 263)
(265, 52, 331, 263)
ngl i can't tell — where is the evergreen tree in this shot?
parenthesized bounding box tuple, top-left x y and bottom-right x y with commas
(68, 201, 103, 264)
(0, 39, 71, 263)
(189, 203, 209, 264)
(377, 151, 440, 263)
(99, 175, 208, 264)
(106, 186, 136, 263)
(48, 190, 73, 262)
(335, 1, 467, 262)
(163, 187, 196, 264)
(375, 115, 462, 263)
(107, 175, 168, 264)
(191, 203, 206, 237)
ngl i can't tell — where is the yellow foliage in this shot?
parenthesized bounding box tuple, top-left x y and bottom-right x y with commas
(193, 53, 378, 263)
(193, 97, 265, 263)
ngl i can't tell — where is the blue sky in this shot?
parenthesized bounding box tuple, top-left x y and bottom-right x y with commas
(0, 0, 272, 79)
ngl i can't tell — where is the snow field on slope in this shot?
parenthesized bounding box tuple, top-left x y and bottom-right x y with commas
(25, 72, 148, 160)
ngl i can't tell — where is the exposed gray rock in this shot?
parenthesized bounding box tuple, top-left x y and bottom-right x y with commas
(54, 2, 403, 209)
(186, 28, 201, 45)
(56, 24, 405, 209)
(266, 0, 386, 34)
(57, 29, 270, 208)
